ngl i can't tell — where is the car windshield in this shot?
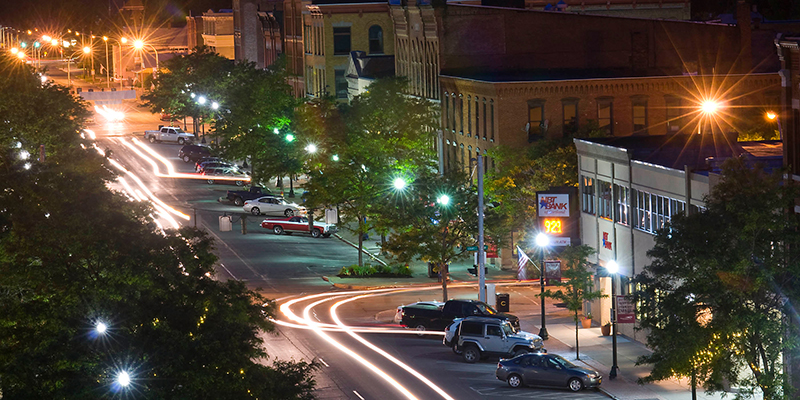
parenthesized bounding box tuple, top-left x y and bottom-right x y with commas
(475, 303, 496, 315)
(501, 323, 516, 336)
(551, 355, 577, 369)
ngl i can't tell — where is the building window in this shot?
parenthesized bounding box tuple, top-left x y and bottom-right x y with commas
(460, 143, 465, 167)
(665, 96, 682, 133)
(632, 98, 647, 135)
(334, 69, 347, 99)
(614, 184, 630, 225)
(632, 189, 685, 234)
(527, 100, 545, 142)
(562, 99, 578, 135)
(333, 27, 351, 55)
(633, 190, 651, 232)
(443, 93, 450, 131)
(489, 99, 495, 142)
(458, 94, 464, 135)
(475, 97, 480, 139)
(581, 176, 595, 215)
(467, 96, 472, 137)
(598, 180, 612, 220)
(368, 25, 383, 54)
(597, 98, 613, 135)
(482, 98, 487, 140)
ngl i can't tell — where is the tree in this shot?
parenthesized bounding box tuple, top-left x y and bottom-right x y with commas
(381, 170, 482, 301)
(542, 245, 605, 360)
(300, 78, 438, 265)
(0, 56, 318, 399)
(634, 157, 800, 400)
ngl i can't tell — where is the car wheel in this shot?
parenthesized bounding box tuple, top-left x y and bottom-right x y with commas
(311, 229, 322, 238)
(207, 179, 214, 184)
(568, 378, 584, 392)
(322, 233, 331, 238)
(233, 197, 243, 206)
(513, 348, 530, 357)
(284, 209, 294, 217)
(250, 207, 261, 216)
(182, 155, 191, 163)
(178, 137, 186, 145)
(507, 373, 523, 389)
(452, 343, 462, 355)
(414, 324, 427, 337)
(149, 136, 156, 143)
(273, 226, 284, 235)
(462, 345, 480, 363)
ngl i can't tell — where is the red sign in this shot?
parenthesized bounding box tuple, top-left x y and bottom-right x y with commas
(486, 243, 498, 258)
(616, 295, 635, 323)
(544, 260, 561, 285)
(602, 232, 612, 250)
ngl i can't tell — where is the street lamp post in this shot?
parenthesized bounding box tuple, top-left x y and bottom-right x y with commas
(767, 111, 783, 141)
(118, 37, 127, 89)
(535, 233, 550, 340)
(607, 260, 620, 380)
(102, 36, 110, 88)
(133, 39, 159, 84)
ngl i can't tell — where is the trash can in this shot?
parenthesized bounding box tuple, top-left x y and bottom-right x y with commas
(219, 215, 232, 232)
(496, 293, 510, 312)
(486, 284, 496, 307)
(427, 262, 437, 278)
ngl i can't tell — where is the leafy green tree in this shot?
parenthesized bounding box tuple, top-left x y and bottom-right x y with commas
(381, 170, 481, 301)
(0, 55, 317, 399)
(300, 78, 438, 265)
(634, 158, 800, 400)
(542, 245, 605, 360)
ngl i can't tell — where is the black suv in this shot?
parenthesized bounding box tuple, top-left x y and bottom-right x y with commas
(178, 145, 211, 163)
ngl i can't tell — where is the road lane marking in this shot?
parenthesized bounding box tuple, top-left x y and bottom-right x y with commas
(318, 358, 329, 367)
(353, 390, 365, 400)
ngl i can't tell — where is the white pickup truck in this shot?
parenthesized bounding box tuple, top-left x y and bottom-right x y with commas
(144, 126, 195, 144)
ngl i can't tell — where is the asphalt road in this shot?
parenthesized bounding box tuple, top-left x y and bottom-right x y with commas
(71, 82, 609, 400)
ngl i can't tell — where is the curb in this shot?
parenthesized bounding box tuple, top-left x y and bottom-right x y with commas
(333, 233, 389, 267)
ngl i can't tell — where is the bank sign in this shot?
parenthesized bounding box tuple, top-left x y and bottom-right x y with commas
(537, 194, 570, 217)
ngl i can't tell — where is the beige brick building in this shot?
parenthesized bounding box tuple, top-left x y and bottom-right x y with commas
(303, 1, 395, 100)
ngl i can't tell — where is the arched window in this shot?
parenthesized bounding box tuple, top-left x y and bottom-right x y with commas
(369, 25, 384, 54)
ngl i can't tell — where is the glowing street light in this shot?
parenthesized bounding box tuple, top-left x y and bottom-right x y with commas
(10, 47, 18, 54)
(211, 101, 219, 110)
(95, 321, 107, 334)
(700, 100, 720, 115)
(606, 259, 619, 380)
(535, 232, 550, 340)
(285, 134, 295, 142)
(305, 143, 318, 154)
(766, 111, 783, 141)
(331, 154, 339, 161)
(766, 111, 777, 120)
(273, 128, 279, 134)
(197, 96, 206, 105)
(436, 194, 450, 206)
(116, 370, 131, 387)
(392, 177, 407, 191)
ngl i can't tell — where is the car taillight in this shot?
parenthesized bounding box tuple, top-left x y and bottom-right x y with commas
(497, 363, 502, 369)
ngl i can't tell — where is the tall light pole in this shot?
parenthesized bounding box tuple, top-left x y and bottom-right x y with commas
(767, 111, 783, 141)
(133, 39, 159, 84)
(535, 233, 550, 340)
(116, 37, 128, 89)
(607, 260, 619, 380)
(477, 153, 486, 303)
(102, 36, 110, 88)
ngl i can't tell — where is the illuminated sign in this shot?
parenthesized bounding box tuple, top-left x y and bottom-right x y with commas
(543, 218, 563, 234)
(537, 193, 570, 217)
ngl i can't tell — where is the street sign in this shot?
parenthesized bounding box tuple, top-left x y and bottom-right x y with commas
(466, 245, 489, 251)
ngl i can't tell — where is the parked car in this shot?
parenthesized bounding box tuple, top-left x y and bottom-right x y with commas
(496, 353, 601, 392)
(202, 166, 250, 186)
(457, 317, 544, 363)
(226, 186, 273, 206)
(178, 144, 211, 163)
(399, 299, 519, 333)
(394, 301, 445, 324)
(196, 160, 235, 173)
(260, 216, 337, 238)
(443, 318, 463, 354)
(243, 196, 306, 216)
(144, 126, 194, 144)
(194, 157, 227, 171)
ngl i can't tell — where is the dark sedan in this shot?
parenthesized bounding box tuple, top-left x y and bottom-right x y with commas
(496, 353, 601, 392)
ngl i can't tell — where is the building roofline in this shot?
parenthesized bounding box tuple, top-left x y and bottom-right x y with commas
(439, 72, 778, 85)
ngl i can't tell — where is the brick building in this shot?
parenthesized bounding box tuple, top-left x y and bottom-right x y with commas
(303, 0, 395, 100)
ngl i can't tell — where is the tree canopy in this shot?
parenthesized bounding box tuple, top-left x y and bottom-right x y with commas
(634, 157, 800, 399)
(0, 53, 317, 399)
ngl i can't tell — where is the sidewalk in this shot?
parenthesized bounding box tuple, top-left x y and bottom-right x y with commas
(345, 237, 759, 400)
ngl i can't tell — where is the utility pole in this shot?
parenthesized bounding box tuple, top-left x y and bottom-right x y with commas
(477, 154, 486, 303)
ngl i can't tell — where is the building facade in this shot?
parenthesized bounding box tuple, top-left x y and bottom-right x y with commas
(201, 9, 235, 59)
(574, 134, 782, 340)
(439, 73, 780, 172)
(303, 1, 394, 100)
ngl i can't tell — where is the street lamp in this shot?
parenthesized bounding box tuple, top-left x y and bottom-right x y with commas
(392, 177, 407, 191)
(118, 37, 127, 89)
(102, 36, 110, 88)
(535, 233, 550, 340)
(133, 39, 159, 83)
(436, 194, 450, 206)
(767, 111, 783, 141)
(607, 260, 620, 380)
(95, 321, 108, 334)
(116, 370, 131, 387)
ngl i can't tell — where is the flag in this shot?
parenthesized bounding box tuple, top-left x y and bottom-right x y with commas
(517, 246, 531, 280)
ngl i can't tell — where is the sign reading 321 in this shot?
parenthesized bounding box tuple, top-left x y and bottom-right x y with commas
(537, 193, 570, 217)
